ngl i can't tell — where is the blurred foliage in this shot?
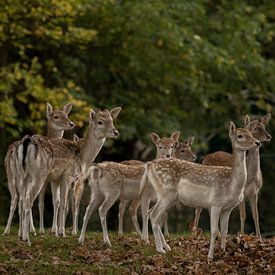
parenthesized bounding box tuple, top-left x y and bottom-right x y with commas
(1, 0, 275, 234)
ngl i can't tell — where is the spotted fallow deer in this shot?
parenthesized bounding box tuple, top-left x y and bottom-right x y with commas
(139, 121, 260, 261)
(117, 136, 196, 237)
(17, 107, 121, 245)
(193, 114, 271, 240)
(77, 131, 185, 245)
(3, 102, 74, 237)
(72, 132, 179, 236)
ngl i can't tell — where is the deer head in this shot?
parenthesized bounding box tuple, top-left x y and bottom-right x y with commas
(89, 107, 121, 139)
(151, 131, 180, 158)
(244, 113, 271, 142)
(46, 102, 75, 131)
(173, 136, 196, 161)
(229, 121, 260, 151)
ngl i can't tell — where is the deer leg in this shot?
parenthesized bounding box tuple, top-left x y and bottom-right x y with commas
(150, 192, 177, 254)
(29, 210, 36, 236)
(162, 211, 169, 237)
(38, 182, 48, 234)
(129, 199, 141, 235)
(208, 206, 221, 262)
(118, 200, 129, 234)
(18, 196, 24, 238)
(50, 182, 60, 236)
(250, 193, 261, 240)
(194, 207, 203, 230)
(3, 191, 18, 236)
(22, 193, 33, 246)
(58, 178, 71, 237)
(219, 209, 232, 251)
(239, 199, 246, 235)
(140, 197, 150, 242)
(72, 180, 84, 236)
(78, 193, 102, 244)
(99, 193, 120, 246)
(158, 224, 171, 252)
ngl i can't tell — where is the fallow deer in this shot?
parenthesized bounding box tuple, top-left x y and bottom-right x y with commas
(193, 114, 271, 240)
(3, 102, 74, 236)
(139, 121, 260, 261)
(117, 136, 196, 237)
(77, 131, 182, 245)
(17, 107, 121, 245)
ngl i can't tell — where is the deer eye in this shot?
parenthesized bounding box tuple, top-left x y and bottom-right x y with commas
(180, 150, 185, 153)
(237, 135, 243, 139)
(170, 145, 173, 149)
(97, 121, 103, 125)
(159, 146, 162, 149)
(54, 116, 59, 119)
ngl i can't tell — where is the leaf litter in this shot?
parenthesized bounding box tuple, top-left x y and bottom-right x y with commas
(1, 231, 275, 274)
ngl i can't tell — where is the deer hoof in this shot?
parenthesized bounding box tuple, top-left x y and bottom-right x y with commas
(157, 248, 166, 254)
(207, 256, 213, 264)
(164, 243, 171, 252)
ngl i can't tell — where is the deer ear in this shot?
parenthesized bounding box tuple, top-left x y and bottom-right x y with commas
(151, 132, 160, 144)
(244, 114, 251, 126)
(46, 103, 53, 119)
(229, 121, 236, 136)
(110, 107, 121, 119)
(89, 109, 96, 122)
(73, 134, 80, 142)
(186, 136, 195, 146)
(63, 102, 73, 115)
(260, 113, 271, 125)
(248, 120, 258, 132)
(170, 131, 180, 143)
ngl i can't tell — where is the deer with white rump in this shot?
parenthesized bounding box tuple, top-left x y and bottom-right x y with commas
(140, 121, 260, 261)
(78, 131, 193, 245)
(193, 113, 271, 240)
(3, 102, 74, 237)
(18, 107, 121, 245)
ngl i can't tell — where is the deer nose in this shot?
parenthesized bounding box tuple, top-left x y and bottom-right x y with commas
(166, 154, 171, 158)
(266, 134, 272, 140)
(69, 122, 74, 128)
(193, 155, 196, 161)
(113, 130, 119, 137)
(255, 141, 261, 146)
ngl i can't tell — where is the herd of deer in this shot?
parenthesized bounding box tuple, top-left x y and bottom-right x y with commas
(2, 103, 271, 262)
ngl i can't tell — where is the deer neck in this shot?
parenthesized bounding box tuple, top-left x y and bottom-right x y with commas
(79, 125, 106, 167)
(47, 125, 64, 139)
(246, 147, 261, 182)
(230, 147, 247, 191)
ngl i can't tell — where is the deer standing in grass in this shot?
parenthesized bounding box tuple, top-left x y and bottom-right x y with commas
(17, 107, 121, 245)
(193, 114, 271, 240)
(78, 131, 192, 245)
(3, 102, 74, 237)
(118, 136, 196, 237)
(72, 132, 194, 235)
(139, 121, 260, 261)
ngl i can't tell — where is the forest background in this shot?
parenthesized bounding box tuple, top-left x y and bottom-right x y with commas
(1, 0, 275, 236)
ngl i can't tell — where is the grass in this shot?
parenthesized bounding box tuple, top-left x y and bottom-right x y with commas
(1, 226, 275, 274)
(0, 226, 170, 274)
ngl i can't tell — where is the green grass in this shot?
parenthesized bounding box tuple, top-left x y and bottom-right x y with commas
(0, 226, 173, 274)
(1, 226, 274, 274)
